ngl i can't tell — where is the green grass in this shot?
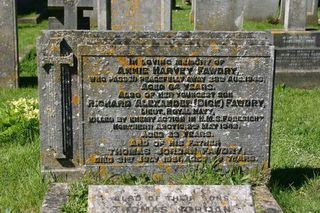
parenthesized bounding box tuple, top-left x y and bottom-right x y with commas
(270, 86, 320, 212)
(18, 20, 47, 61)
(244, 21, 283, 31)
(172, 0, 193, 31)
(17, 12, 39, 19)
(0, 88, 47, 212)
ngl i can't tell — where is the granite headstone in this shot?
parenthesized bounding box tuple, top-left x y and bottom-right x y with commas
(194, 0, 245, 31)
(88, 185, 255, 213)
(0, 0, 19, 88)
(97, 0, 172, 31)
(48, 0, 94, 29)
(274, 31, 320, 88)
(37, 31, 274, 180)
(284, 0, 308, 30)
(244, 0, 280, 22)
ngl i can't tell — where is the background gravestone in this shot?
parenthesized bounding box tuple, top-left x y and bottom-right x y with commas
(244, 0, 279, 22)
(97, 0, 172, 31)
(284, 0, 308, 30)
(280, 0, 319, 25)
(0, 0, 19, 88)
(37, 31, 274, 180)
(48, 0, 94, 29)
(274, 31, 320, 89)
(194, 0, 245, 31)
(307, 0, 319, 25)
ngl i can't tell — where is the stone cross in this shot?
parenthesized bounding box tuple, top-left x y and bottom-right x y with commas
(40, 39, 75, 159)
(0, 0, 19, 88)
(48, 0, 94, 29)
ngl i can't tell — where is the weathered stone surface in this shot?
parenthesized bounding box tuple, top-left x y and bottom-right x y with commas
(273, 31, 320, 88)
(284, 0, 307, 30)
(253, 186, 284, 213)
(88, 185, 255, 213)
(37, 31, 274, 179)
(244, 0, 279, 21)
(48, 0, 94, 29)
(307, 0, 319, 25)
(40, 183, 69, 213)
(281, 0, 319, 25)
(194, 0, 245, 31)
(97, 0, 172, 31)
(0, 0, 19, 88)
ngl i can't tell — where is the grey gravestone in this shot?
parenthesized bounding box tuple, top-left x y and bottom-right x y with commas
(280, 0, 319, 25)
(307, 0, 319, 25)
(284, 0, 308, 30)
(97, 0, 172, 31)
(37, 31, 274, 180)
(274, 31, 320, 88)
(48, 0, 94, 29)
(88, 185, 255, 213)
(0, 0, 19, 88)
(244, 0, 280, 21)
(194, 0, 245, 31)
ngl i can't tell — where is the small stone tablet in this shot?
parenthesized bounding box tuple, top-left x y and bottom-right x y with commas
(88, 185, 255, 213)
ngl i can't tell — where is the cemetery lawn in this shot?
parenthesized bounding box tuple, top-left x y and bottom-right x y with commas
(0, 88, 48, 212)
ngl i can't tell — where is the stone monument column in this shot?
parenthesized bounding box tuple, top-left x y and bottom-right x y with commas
(0, 0, 19, 88)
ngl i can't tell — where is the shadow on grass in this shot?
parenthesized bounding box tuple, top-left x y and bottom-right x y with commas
(19, 77, 38, 88)
(270, 167, 320, 189)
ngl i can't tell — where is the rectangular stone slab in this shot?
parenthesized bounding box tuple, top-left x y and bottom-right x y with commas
(88, 185, 255, 213)
(37, 31, 274, 180)
(273, 31, 320, 89)
(0, 0, 19, 88)
(194, 0, 245, 31)
(284, 0, 307, 30)
(244, 0, 279, 21)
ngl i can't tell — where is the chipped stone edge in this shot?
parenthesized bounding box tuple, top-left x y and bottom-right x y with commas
(40, 183, 69, 213)
(253, 185, 283, 213)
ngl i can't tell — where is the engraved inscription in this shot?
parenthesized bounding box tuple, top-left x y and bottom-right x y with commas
(82, 56, 271, 168)
(88, 185, 255, 213)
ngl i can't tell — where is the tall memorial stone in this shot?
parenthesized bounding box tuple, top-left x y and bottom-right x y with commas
(37, 31, 274, 180)
(281, 0, 319, 25)
(244, 0, 279, 22)
(0, 0, 19, 88)
(284, 0, 308, 30)
(307, 0, 319, 25)
(97, 0, 172, 31)
(48, 0, 94, 29)
(194, 0, 245, 31)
